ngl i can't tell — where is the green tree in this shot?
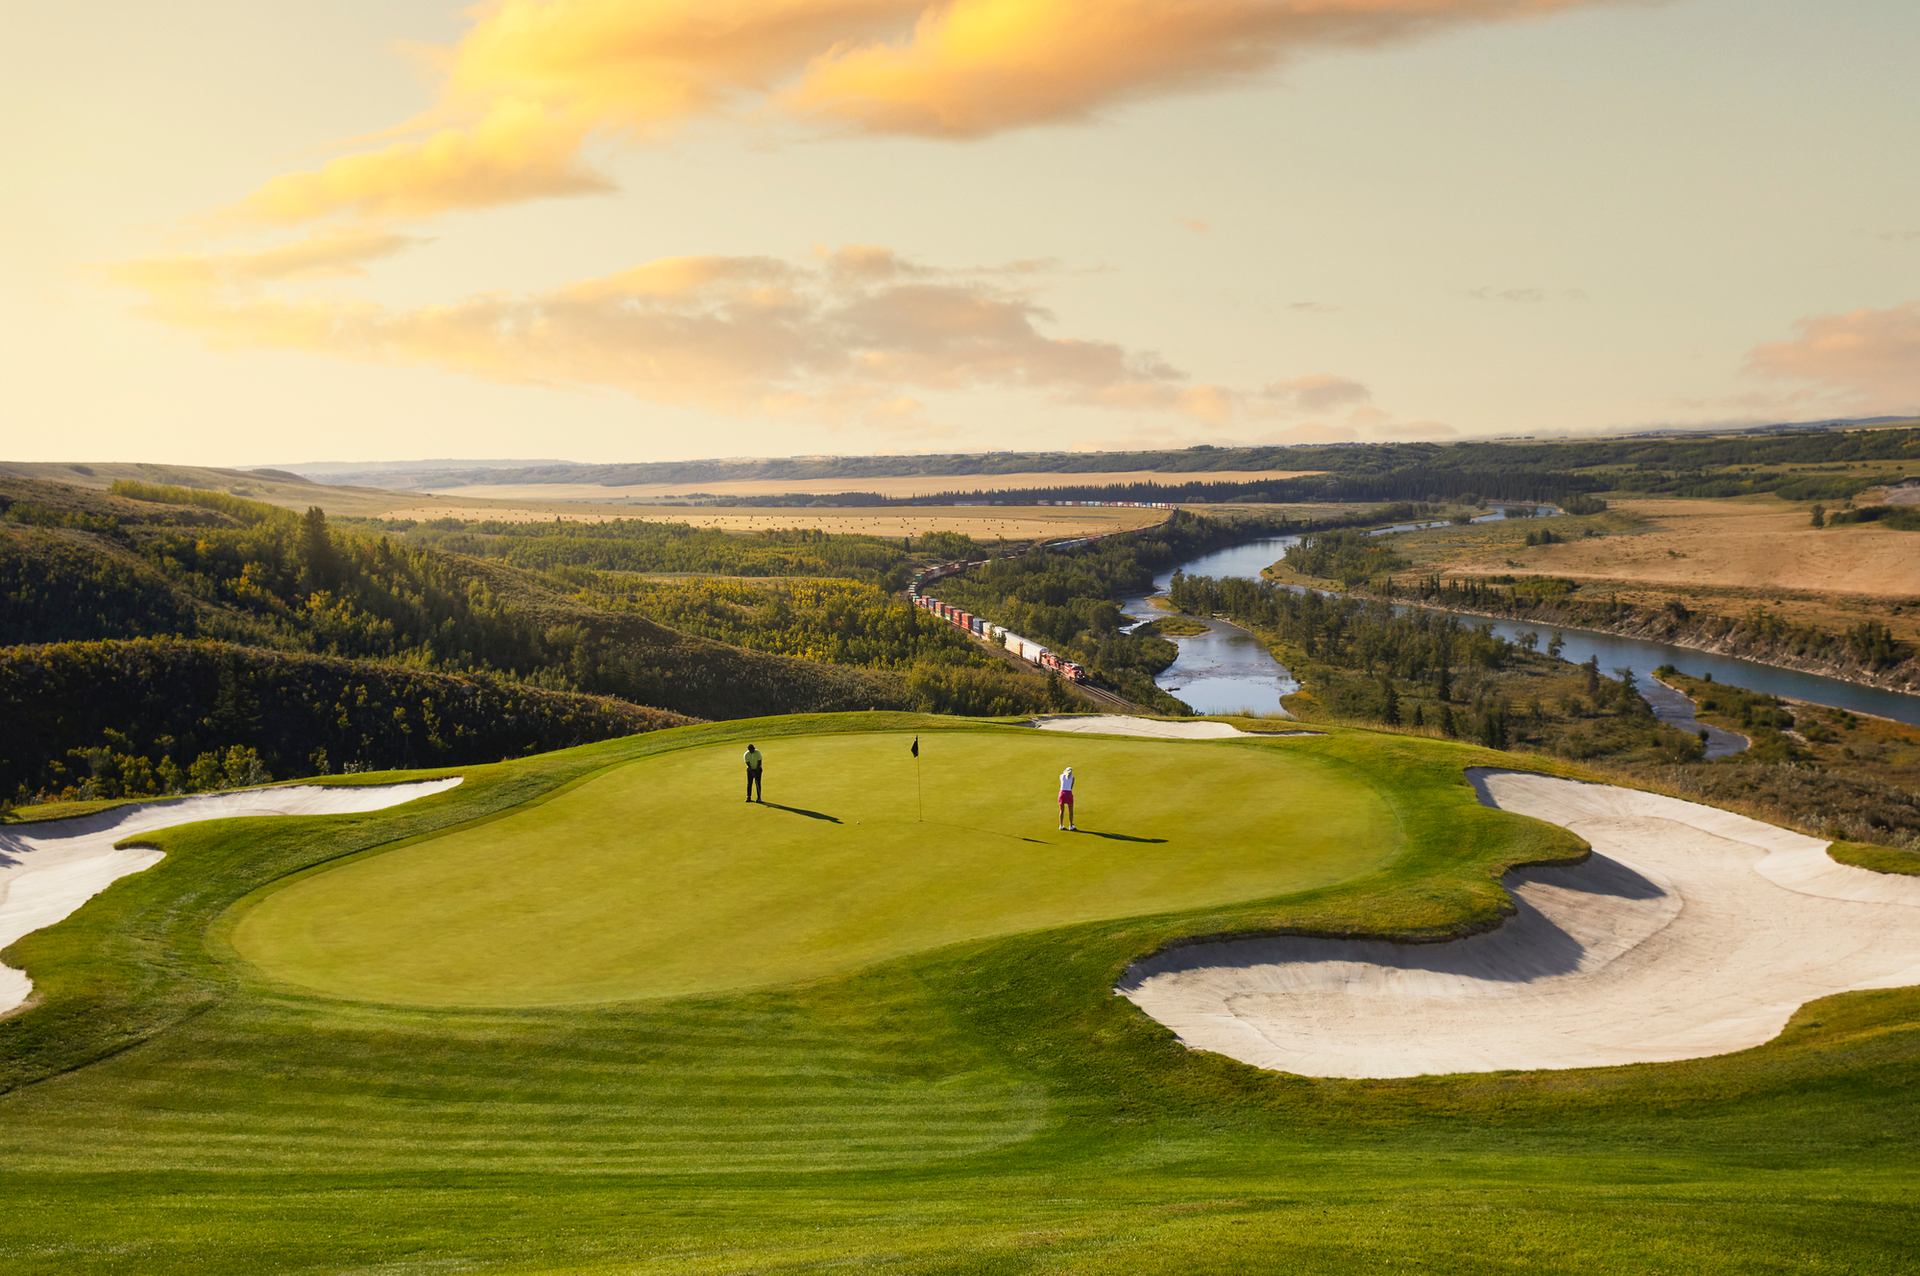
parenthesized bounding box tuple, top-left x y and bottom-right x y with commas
(221, 745, 270, 789)
(187, 751, 223, 791)
(298, 506, 339, 590)
(1615, 666, 1648, 714)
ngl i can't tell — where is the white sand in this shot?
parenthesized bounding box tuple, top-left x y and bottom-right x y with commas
(1030, 715, 1314, 740)
(0, 779, 461, 1015)
(1119, 769, 1920, 1078)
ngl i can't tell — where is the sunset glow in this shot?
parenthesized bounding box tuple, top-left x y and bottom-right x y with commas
(7, 0, 1916, 462)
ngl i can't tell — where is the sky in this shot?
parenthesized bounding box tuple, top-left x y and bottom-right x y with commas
(4, 0, 1917, 466)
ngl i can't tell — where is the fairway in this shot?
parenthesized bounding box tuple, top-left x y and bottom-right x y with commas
(230, 730, 1395, 1006)
(6, 715, 1919, 1274)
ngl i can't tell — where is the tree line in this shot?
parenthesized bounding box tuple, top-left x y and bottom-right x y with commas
(1, 638, 692, 806)
(421, 427, 1916, 504)
(385, 517, 982, 586)
(1404, 576, 1914, 678)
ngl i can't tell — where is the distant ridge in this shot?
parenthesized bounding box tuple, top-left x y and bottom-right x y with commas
(276, 416, 1919, 492)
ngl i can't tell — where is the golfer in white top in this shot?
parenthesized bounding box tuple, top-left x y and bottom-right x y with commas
(1057, 765, 1076, 831)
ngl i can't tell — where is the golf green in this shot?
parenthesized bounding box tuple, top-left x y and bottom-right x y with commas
(228, 730, 1396, 1006)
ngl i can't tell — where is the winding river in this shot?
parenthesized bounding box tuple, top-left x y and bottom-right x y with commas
(1128, 516, 1920, 729)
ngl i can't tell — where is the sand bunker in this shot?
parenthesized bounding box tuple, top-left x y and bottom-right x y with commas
(1119, 770, 1920, 1077)
(1031, 715, 1313, 740)
(0, 779, 460, 1016)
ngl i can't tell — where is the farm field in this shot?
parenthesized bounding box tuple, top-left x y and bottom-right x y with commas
(0, 462, 1174, 538)
(378, 501, 1171, 538)
(1455, 497, 1917, 597)
(2, 715, 1917, 1272)
(1386, 496, 1920, 639)
(424, 469, 1321, 502)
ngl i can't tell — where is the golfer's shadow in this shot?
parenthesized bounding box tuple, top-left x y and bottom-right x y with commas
(1071, 829, 1167, 844)
(759, 802, 841, 824)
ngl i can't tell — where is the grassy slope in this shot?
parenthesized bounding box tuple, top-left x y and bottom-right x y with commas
(0, 460, 418, 517)
(0, 715, 1914, 1273)
(229, 730, 1398, 1005)
(1830, 841, 1920, 876)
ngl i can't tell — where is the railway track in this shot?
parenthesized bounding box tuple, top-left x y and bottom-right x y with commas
(1072, 680, 1141, 713)
(906, 537, 1153, 714)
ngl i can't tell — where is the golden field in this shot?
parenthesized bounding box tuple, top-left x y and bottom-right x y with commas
(380, 501, 1170, 539)
(1442, 498, 1918, 599)
(424, 468, 1318, 502)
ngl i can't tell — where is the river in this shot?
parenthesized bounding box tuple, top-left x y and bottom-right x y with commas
(1119, 509, 1540, 718)
(1127, 514, 1920, 729)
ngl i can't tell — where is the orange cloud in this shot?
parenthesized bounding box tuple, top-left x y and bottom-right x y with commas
(444, 0, 918, 126)
(785, 0, 1608, 137)
(115, 242, 1219, 424)
(1744, 302, 1920, 411)
(223, 0, 1616, 224)
(231, 100, 608, 224)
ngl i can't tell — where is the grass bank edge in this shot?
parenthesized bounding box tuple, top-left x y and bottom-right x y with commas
(1830, 841, 1920, 876)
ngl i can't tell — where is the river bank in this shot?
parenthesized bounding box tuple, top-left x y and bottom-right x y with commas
(1311, 590, 1920, 723)
(1373, 591, 1920, 694)
(1133, 523, 1920, 727)
(1646, 676, 1748, 759)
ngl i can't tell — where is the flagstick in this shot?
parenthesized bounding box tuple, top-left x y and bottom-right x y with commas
(916, 752, 923, 822)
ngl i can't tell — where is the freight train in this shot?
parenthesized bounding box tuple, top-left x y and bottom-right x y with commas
(907, 567, 1085, 681)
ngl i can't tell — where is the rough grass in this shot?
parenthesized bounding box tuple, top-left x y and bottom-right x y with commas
(1, 714, 1916, 1273)
(1, 796, 130, 824)
(1830, 840, 1920, 876)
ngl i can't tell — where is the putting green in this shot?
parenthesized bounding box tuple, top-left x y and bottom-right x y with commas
(229, 729, 1398, 1006)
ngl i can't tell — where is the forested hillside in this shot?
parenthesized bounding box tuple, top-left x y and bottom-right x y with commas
(2, 639, 690, 802)
(0, 478, 1050, 806)
(387, 517, 978, 584)
(3, 480, 908, 717)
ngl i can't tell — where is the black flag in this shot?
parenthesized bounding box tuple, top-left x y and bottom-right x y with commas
(910, 736, 919, 757)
